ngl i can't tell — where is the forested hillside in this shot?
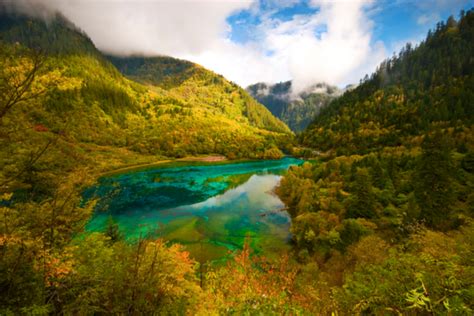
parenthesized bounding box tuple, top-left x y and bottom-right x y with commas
(0, 11, 291, 314)
(109, 55, 290, 135)
(247, 81, 340, 132)
(1, 6, 473, 315)
(0, 12, 100, 56)
(0, 12, 291, 162)
(301, 11, 473, 154)
(275, 9, 474, 314)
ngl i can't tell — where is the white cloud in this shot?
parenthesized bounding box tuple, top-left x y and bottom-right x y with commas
(417, 13, 440, 25)
(184, 0, 387, 92)
(277, 0, 386, 92)
(415, 0, 470, 26)
(5, 0, 387, 92)
(8, 0, 253, 56)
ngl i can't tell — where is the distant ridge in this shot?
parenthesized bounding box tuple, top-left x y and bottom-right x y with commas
(247, 80, 341, 132)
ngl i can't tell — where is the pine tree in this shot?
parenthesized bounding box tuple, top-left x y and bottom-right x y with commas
(414, 130, 454, 229)
(345, 168, 377, 219)
(105, 215, 122, 243)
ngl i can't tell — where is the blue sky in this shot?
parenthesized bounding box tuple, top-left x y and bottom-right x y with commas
(21, 0, 473, 92)
(218, 0, 473, 91)
(227, 0, 471, 56)
(371, 0, 472, 53)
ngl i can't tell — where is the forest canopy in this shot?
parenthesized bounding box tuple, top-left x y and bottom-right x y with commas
(0, 6, 473, 316)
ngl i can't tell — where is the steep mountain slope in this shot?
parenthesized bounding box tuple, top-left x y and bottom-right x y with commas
(247, 81, 340, 132)
(276, 10, 474, 314)
(0, 12, 291, 163)
(0, 11, 100, 56)
(1, 5, 474, 315)
(108, 55, 290, 135)
(301, 11, 473, 154)
(0, 12, 294, 312)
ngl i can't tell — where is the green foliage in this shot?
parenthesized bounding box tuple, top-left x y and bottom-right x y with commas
(263, 146, 284, 159)
(345, 168, 377, 219)
(0, 13, 292, 162)
(108, 55, 204, 89)
(336, 227, 474, 315)
(57, 234, 200, 314)
(414, 130, 456, 229)
(301, 10, 474, 154)
(105, 216, 122, 243)
(0, 12, 101, 57)
(338, 218, 373, 250)
(0, 231, 45, 312)
(275, 9, 474, 315)
(0, 10, 293, 315)
(1, 7, 474, 316)
(291, 211, 341, 254)
(287, 93, 335, 132)
(108, 55, 290, 134)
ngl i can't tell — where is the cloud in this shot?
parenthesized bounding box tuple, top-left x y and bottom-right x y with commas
(270, 0, 386, 92)
(170, 174, 284, 213)
(4, 0, 387, 92)
(184, 0, 387, 92)
(417, 13, 441, 25)
(4, 0, 253, 56)
(415, 0, 469, 26)
(415, 0, 471, 13)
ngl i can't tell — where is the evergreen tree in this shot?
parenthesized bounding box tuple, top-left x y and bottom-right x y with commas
(461, 150, 474, 173)
(105, 215, 122, 243)
(345, 168, 377, 219)
(414, 130, 454, 229)
(370, 156, 387, 189)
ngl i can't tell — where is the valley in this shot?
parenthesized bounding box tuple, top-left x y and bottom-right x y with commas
(0, 3, 473, 315)
(247, 81, 341, 132)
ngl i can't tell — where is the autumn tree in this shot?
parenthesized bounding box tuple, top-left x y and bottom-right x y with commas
(0, 45, 46, 122)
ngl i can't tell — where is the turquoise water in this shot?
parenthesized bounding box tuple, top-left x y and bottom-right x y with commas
(85, 157, 303, 261)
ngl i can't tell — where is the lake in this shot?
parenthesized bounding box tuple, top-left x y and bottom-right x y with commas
(85, 157, 303, 261)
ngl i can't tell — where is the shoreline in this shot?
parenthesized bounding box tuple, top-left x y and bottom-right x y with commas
(98, 155, 229, 177)
(99, 159, 173, 177)
(178, 155, 227, 162)
(98, 155, 300, 178)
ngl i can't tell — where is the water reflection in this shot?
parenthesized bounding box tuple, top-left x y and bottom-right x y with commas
(85, 157, 303, 261)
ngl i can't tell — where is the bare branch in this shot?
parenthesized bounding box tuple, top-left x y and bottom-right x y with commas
(0, 48, 47, 122)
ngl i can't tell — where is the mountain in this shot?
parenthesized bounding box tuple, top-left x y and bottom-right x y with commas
(301, 12, 473, 154)
(247, 81, 341, 132)
(276, 9, 474, 314)
(0, 8, 295, 313)
(0, 11, 100, 56)
(107, 55, 290, 135)
(1, 6, 474, 316)
(106, 55, 203, 89)
(0, 11, 291, 165)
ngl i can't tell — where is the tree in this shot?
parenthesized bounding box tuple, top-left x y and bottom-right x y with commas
(345, 168, 377, 219)
(0, 45, 46, 122)
(414, 130, 454, 229)
(105, 216, 122, 243)
(263, 146, 283, 159)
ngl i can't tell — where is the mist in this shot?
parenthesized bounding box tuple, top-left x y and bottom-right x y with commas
(2, 0, 387, 93)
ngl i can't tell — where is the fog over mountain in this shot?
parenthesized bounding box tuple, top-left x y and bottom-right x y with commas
(247, 81, 343, 132)
(0, 0, 388, 93)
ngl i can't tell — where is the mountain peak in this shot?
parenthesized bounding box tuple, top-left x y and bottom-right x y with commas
(246, 80, 341, 132)
(0, 9, 99, 56)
